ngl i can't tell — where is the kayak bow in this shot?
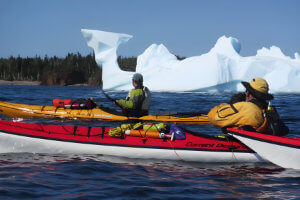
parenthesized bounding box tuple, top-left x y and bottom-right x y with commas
(228, 128, 300, 169)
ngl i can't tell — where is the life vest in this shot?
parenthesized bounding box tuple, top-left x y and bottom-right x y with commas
(255, 109, 268, 133)
(141, 86, 151, 111)
(121, 87, 151, 117)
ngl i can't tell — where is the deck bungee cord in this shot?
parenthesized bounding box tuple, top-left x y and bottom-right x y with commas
(0, 120, 105, 138)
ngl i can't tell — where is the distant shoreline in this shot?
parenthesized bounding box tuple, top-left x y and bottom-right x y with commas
(0, 80, 90, 86)
(0, 80, 41, 85)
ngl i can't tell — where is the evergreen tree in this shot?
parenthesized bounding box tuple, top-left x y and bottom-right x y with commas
(0, 53, 141, 86)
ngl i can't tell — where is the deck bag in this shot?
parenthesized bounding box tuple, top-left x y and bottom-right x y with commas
(125, 130, 162, 138)
(124, 129, 172, 139)
(143, 123, 166, 132)
(52, 99, 72, 108)
(53, 98, 96, 109)
(70, 98, 97, 109)
(170, 124, 185, 140)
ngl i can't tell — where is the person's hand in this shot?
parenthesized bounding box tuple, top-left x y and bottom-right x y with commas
(114, 100, 119, 106)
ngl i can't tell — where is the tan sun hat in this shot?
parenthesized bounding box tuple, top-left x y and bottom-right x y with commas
(242, 78, 274, 100)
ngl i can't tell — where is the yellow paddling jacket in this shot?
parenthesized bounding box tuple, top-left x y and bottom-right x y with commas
(208, 102, 266, 131)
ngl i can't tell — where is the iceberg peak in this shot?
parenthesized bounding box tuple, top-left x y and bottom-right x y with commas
(209, 36, 241, 58)
(81, 29, 132, 67)
(256, 46, 290, 59)
(295, 52, 300, 60)
(138, 43, 176, 61)
(136, 43, 177, 72)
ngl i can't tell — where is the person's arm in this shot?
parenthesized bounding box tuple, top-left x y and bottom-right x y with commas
(117, 89, 144, 109)
(208, 102, 264, 130)
(208, 103, 239, 128)
(117, 90, 134, 109)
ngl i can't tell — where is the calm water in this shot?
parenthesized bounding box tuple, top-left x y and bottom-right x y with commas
(0, 85, 299, 199)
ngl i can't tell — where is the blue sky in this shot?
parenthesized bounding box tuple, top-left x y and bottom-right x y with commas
(0, 0, 299, 58)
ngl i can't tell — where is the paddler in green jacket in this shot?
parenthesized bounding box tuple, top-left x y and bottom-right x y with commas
(115, 73, 151, 117)
(208, 77, 288, 136)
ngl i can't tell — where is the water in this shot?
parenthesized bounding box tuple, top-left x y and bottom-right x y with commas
(0, 85, 299, 199)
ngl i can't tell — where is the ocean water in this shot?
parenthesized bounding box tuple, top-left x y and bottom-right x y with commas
(0, 85, 299, 199)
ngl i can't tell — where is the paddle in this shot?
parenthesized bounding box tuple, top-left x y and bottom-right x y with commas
(153, 111, 208, 117)
(100, 87, 116, 102)
(172, 111, 208, 117)
(100, 87, 126, 112)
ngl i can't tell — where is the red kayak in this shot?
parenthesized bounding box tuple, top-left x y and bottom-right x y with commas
(228, 128, 300, 169)
(0, 120, 265, 163)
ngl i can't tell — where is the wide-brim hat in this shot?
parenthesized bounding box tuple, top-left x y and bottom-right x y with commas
(242, 78, 274, 100)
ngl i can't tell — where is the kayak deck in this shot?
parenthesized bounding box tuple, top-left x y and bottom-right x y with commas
(0, 101, 209, 123)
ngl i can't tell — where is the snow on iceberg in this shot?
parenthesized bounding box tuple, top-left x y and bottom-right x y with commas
(81, 29, 300, 93)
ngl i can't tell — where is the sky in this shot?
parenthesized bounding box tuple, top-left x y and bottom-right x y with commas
(0, 0, 299, 58)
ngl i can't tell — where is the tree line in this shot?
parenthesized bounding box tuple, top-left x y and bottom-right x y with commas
(0, 53, 137, 86)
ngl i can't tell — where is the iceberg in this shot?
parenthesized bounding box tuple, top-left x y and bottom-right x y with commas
(81, 29, 300, 93)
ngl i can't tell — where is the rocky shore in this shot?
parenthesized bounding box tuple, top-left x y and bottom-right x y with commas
(0, 80, 41, 85)
(0, 80, 93, 86)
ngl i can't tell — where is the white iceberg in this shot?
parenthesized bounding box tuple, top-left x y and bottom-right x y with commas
(81, 29, 300, 93)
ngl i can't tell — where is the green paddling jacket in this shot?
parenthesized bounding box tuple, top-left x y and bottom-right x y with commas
(118, 86, 151, 117)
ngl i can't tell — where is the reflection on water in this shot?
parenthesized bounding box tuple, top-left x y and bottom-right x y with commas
(0, 153, 298, 199)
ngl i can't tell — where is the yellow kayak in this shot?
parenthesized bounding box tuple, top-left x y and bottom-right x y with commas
(0, 101, 209, 123)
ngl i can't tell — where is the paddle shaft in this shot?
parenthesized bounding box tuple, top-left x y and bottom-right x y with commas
(100, 87, 116, 102)
(100, 87, 126, 111)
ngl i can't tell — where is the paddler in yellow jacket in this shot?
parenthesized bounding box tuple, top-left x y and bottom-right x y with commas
(208, 77, 288, 134)
(115, 73, 151, 117)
